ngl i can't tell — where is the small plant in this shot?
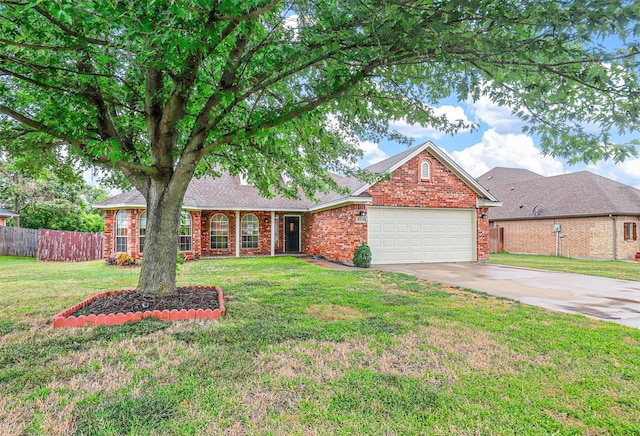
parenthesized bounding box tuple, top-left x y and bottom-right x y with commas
(352, 242, 372, 268)
(116, 253, 135, 266)
(104, 256, 117, 266)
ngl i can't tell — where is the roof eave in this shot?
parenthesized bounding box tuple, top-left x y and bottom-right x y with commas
(308, 196, 373, 213)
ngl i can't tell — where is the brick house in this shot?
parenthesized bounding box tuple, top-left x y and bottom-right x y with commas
(95, 142, 500, 265)
(478, 167, 640, 260)
(0, 208, 19, 226)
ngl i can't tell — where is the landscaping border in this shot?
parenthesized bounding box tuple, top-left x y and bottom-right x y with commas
(53, 286, 225, 328)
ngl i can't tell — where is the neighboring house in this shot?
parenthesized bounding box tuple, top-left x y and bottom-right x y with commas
(478, 167, 640, 260)
(95, 142, 500, 265)
(0, 208, 19, 226)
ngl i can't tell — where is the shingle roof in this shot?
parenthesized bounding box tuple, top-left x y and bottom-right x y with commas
(0, 208, 19, 217)
(479, 168, 640, 220)
(96, 142, 498, 210)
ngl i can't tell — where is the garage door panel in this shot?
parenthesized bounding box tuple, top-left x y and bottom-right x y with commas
(368, 207, 474, 264)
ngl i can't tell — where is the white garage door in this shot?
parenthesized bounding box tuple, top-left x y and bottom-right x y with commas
(368, 207, 475, 264)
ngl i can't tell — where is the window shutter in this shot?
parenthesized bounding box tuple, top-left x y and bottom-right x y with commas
(634, 223, 637, 241)
(624, 223, 630, 240)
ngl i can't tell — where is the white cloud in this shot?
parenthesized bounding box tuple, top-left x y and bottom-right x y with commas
(389, 105, 472, 139)
(585, 158, 640, 189)
(451, 129, 564, 177)
(359, 140, 388, 166)
(468, 96, 524, 133)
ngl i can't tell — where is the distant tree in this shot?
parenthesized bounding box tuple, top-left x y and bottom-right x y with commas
(0, 1, 638, 296)
(0, 156, 106, 232)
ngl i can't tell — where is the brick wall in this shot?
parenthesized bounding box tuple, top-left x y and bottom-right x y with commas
(303, 205, 368, 264)
(365, 149, 489, 261)
(495, 215, 640, 260)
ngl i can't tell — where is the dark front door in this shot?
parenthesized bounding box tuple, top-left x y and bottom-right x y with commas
(284, 216, 300, 252)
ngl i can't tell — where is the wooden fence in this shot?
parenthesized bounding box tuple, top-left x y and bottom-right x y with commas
(489, 227, 504, 253)
(0, 226, 38, 257)
(37, 229, 104, 261)
(0, 227, 103, 261)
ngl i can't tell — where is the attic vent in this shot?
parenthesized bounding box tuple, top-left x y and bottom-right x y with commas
(487, 176, 493, 179)
(510, 186, 514, 190)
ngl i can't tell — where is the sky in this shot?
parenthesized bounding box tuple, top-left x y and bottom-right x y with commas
(355, 93, 640, 189)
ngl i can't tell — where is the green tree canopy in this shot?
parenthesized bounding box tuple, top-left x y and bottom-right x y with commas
(0, 156, 106, 232)
(0, 0, 638, 295)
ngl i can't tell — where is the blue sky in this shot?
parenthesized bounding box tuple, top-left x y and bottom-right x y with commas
(356, 93, 640, 189)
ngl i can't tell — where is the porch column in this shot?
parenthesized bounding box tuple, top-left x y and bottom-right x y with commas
(235, 210, 240, 258)
(270, 211, 275, 257)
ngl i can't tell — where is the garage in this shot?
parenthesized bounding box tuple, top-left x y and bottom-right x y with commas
(368, 207, 476, 264)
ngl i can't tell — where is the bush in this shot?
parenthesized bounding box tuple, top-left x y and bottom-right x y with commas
(353, 242, 372, 268)
(116, 253, 135, 266)
(104, 256, 117, 266)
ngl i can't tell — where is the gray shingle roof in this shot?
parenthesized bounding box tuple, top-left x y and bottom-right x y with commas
(96, 142, 497, 210)
(0, 208, 19, 217)
(479, 168, 640, 220)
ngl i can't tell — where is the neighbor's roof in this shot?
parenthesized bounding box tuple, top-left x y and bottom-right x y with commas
(478, 168, 640, 220)
(0, 207, 19, 217)
(95, 141, 499, 211)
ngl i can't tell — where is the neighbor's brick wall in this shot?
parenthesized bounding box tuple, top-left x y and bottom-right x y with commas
(0, 217, 6, 226)
(617, 215, 640, 260)
(303, 205, 368, 264)
(495, 215, 640, 260)
(365, 149, 489, 261)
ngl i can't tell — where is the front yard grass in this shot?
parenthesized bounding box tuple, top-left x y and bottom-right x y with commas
(490, 252, 640, 282)
(1, 255, 639, 434)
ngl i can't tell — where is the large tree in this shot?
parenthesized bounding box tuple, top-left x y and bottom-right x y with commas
(0, 1, 638, 296)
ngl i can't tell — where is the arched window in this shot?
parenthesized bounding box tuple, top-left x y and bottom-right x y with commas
(115, 210, 128, 253)
(420, 161, 431, 180)
(138, 211, 147, 253)
(241, 214, 259, 249)
(210, 214, 229, 249)
(179, 212, 192, 252)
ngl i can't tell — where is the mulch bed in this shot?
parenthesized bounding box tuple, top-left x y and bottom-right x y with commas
(77, 288, 220, 316)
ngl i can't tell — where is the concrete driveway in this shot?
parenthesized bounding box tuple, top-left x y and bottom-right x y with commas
(375, 263, 640, 329)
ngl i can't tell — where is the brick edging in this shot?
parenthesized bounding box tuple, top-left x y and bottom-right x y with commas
(52, 286, 225, 328)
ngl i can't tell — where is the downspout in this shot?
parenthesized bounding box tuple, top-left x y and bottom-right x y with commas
(610, 214, 617, 260)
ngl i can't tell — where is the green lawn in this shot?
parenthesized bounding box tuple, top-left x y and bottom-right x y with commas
(490, 252, 640, 282)
(1, 255, 639, 434)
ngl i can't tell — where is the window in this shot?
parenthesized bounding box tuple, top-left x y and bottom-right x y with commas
(115, 210, 128, 253)
(179, 212, 192, 252)
(420, 161, 430, 180)
(241, 214, 259, 249)
(139, 211, 147, 253)
(624, 222, 637, 241)
(210, 214, 229, 249)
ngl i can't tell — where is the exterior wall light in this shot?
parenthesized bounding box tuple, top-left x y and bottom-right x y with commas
(359, 211, 367, 217)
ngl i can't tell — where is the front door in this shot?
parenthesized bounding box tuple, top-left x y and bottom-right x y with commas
(284, 216, 300, 252)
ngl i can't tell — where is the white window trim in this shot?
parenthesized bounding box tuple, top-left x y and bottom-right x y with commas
(241, 213, 260, 249)
(420, 161, 431, 180)
(210, 213, 229, 250)
(179, 211, 192, 252)
(138, 211, 147, 253)
(115, 210, 128, 253)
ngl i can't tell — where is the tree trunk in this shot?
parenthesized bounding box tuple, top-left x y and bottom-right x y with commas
(136, 174, 190, 297)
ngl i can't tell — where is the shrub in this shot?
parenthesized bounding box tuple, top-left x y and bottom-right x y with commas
(353, 242, 372, 268)
(104, 256, 117, 266)
(116, 253, 135, 266)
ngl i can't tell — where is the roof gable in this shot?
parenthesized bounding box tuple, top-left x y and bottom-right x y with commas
(353, 142, 498, 203)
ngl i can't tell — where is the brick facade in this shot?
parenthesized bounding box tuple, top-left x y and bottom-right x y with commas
(303, 205, 368, 264)
(495, 215, 640, 260)
(102, 149, 493, 263)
